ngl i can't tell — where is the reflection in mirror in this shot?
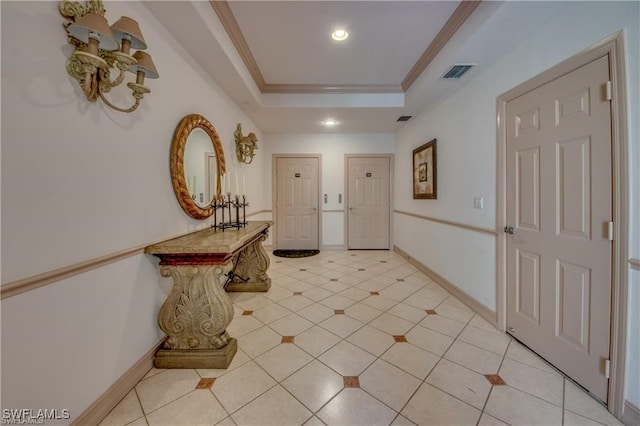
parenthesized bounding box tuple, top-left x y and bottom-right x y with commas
(184, 128, 217, 207)
(170, 114, 226, 220)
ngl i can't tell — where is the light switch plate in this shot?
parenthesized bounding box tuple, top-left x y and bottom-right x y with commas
(473, 197, 484, 209)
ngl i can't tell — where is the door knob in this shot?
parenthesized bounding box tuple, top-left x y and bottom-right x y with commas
(504, 226, 515, 235)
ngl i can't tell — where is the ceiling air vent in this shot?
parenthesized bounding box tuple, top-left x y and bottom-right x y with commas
(397, 115, 412, 122)
(442, 64, 476, 80)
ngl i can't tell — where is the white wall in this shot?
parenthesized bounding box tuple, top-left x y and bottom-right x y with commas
(0, 1, 266, 419)
(2, 0, 638, 420)
(394, 0, 639, 410)
(263, 133, 395, 247)
(628, 268, 640, 413)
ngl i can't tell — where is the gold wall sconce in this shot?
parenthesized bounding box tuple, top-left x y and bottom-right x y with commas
(234, 123, 258, 164)
(60, 0, 159, 113)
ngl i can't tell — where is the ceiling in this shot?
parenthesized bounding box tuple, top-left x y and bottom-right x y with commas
(144, 1, 550, 134)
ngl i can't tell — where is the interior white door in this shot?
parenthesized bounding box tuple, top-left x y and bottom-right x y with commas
(205, 153, 217, 203)
(505, 55, 612, 402)
(347, 156, 391, 249)
(276, 157, 320, 250)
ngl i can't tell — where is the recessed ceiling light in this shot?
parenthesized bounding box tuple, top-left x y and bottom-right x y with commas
(322, 119, 338, 127)
(331, 29, 348, 41)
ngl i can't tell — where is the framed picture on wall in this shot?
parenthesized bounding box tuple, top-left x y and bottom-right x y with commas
(413, 139, 437, 199)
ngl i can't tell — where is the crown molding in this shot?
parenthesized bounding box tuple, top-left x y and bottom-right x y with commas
(402, 0, 482, 91)
(211, 0, 482, 95)
(262, 83, 403, 94)
(209, 0, 266, 90)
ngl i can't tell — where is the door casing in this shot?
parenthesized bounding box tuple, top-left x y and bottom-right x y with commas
(497, 31, 629, 417)
(272, 154, 322, 250)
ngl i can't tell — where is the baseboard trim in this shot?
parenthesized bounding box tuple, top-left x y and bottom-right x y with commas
(322, 244, 347, 250)
(71, 339, 164, 425)
(394, 245, 497, 328)
(623, 400, 640, 426)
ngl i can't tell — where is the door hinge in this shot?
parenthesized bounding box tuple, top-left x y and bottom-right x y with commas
(605, 81, 613, 101)
(607, 221, 614, 241)
(605, 359, 610, 379)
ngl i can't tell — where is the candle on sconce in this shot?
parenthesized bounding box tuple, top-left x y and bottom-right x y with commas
(242, 175, 246, 195)
(235, 173, 239, 195)
(221, 175, 226, 195)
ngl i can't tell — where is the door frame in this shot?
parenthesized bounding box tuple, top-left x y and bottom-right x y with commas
(344, 154, 394, 250)
(496, 32, 629, 416)
(272, 154, 323, 250)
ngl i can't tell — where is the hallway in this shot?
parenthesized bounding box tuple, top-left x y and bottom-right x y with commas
(101, 250, 621, 425)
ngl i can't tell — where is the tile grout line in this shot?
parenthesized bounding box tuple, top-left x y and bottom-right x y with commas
(124, 250, 609, 426)
(342, 289, 476, 423)
(477, 337, 512, 425)
(562, 377, 566, 425)
(262, 252, 415, 423)
(268, 254, 459, 424)
(132, 387, 149, 426)
(266, 258, 435, 423)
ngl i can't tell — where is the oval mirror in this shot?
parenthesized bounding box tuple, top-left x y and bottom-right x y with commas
(170, 114, 226, 219)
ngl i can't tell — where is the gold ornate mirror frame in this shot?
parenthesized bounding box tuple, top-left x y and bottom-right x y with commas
(170, 114, 226, 219)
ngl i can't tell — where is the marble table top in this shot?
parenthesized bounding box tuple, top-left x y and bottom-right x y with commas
(144, 221, 272, 255)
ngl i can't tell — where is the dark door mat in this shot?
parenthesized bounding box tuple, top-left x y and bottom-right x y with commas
(273, 249, 320, 258)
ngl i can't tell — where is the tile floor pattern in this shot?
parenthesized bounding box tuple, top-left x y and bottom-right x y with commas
(101, 250, 622, 426)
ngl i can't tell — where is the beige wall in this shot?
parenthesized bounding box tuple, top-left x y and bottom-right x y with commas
(1, 0, 638, 420)
(263, 133, 395, 247)
(393, 0, 639, 409)
(0, 1, 266, 419)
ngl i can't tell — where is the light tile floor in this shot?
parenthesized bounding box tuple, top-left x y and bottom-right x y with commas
(100, 250, 623, 426)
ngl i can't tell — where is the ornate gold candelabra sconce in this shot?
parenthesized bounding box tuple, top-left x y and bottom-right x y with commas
(60, 0, 159, 113)
(234, 123, 258, 164)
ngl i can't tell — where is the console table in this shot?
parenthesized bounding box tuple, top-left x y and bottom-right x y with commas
(144, 221, 272, 368)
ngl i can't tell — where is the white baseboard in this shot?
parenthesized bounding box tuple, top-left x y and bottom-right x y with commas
(322, 244, 347, 250)
(622, 400, 640, 426)
(72, 339, 164, 425)
(394, 245, 497, 328)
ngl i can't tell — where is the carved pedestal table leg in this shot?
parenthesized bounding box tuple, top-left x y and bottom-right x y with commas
(155, 263, 237, 368)
(226, 231, 271, 292)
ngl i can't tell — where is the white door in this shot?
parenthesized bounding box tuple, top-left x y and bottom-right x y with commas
(275, 156, 320, 250)
(347, 156, 391, 249)
(205, 153, 217, 202)
(505, 55, 612, 402)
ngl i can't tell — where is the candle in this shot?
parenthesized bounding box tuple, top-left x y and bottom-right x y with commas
(242, 175, 246, 195)
(235, 173, 239, 195)
(221, 175, 226, 195)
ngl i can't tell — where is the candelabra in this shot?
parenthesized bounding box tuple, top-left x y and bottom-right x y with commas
(211, 193, 248, 231)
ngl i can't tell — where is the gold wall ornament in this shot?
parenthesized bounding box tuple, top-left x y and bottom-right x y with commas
(60, 0, 159, 113)
(234, 123, 258, 164)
